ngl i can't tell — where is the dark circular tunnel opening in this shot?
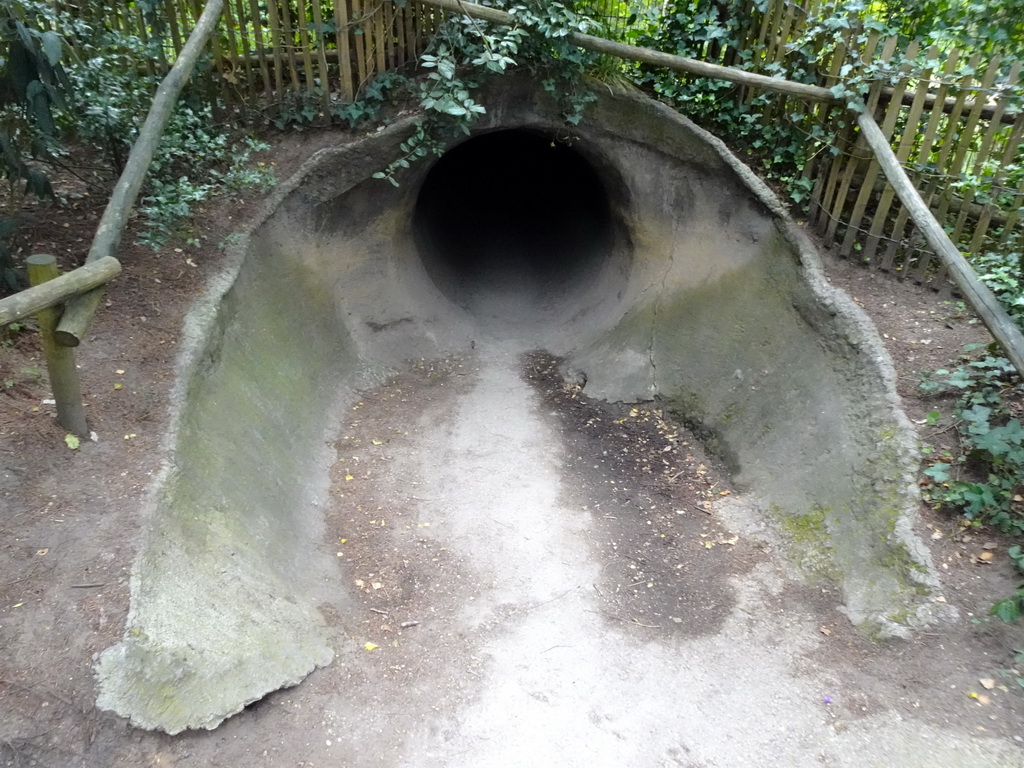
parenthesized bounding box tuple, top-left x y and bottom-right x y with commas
(413, 129, 619, 321)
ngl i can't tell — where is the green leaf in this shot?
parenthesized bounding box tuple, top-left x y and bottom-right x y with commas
(40, 31, 62, 66)
(65, 434, 80, 450)
(924, 462, 950, 483)
(990, 595, 1023, 622)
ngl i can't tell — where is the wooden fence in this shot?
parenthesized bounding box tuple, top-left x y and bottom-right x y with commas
(52, 0, 440, 108)
(659, 0, 1024, 292)
(50, 1, 1024, 291)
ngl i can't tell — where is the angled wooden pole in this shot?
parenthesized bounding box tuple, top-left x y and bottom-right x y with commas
(26, 255, 88, 437)
(856, 111, 1024, 375)
(55, 0, 226, 347)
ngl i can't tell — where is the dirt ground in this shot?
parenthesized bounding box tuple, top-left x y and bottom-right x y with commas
(1, 130, 1024, 766)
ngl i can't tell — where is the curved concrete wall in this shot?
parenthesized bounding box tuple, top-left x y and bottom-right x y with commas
(96, 81, 938, 734)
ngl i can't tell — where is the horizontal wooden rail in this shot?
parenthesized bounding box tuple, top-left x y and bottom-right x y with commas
(55, 0, 225, 348)
(409, 0, 1024, 377)
(0, 256, 121, 326)
(879, 85, 1018, 125)
(415, 0, 837, 103)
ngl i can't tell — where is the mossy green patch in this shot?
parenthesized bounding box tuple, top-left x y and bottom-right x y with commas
(770, 503, 842, 581)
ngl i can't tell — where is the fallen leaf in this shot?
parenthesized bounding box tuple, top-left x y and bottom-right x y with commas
(967, 691, 980, 700)
(64, 434, 80, 450)
(703, 540, 714, 549)
(354, 579, 365, 587)
(371, 582, 383, 590)
(931, 529, 943, 540)
(113, 383, 123, 390)
(363, 642, 379, 651)
(819, 626, 832, 636)
(980, 678, 996, 690)
(345, 474, 354, 482)
(371, 439, 383, 446)
(720, 535, 738, 545)
(982, 542, 997, 550)
(12, 602, 23, 608)
(978, 552, 994, 562)
(116, 369, 125, 375)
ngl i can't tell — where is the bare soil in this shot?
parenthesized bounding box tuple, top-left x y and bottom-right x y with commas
(1, 133, 1023, 766)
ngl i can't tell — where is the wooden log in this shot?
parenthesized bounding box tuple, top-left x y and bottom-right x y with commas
(0, 257, 121, 326)
(26, 255, 88, 437)
(55, 0, 226, 348)
(857, 110, 1024, 376)
(412, 0, 837, 103)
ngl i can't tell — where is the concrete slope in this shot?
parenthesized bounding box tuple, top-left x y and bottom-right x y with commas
(96, 81, 948, 734)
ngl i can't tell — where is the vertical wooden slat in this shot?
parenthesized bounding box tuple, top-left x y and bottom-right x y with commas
(395, 1, 407, 67)
(333, 0, 356, 102)
(863, 47, 937, 265)
(292, 1, 318, 97)
(220, 0, 241, 96)
(232, 0, 259, 100)
(164, 0, 184, 55)
(404, 0, 417, 63)
(840, 40, 919, 257)
(949, 56, 1002, 246)
(383, 0, 396, 70)
(374, 2, 387, 75)
(352, 0, 370, 88)
(881, 48, 959, 271)
(278, 0, 304, 93)
(811, 29, 878, 232)
(310, 0, 332, 113)
(134, 3, 157, 76)
(246, 0, 274, 102)
(969, 109, 1024, 254)
(264, 0, 289, 99)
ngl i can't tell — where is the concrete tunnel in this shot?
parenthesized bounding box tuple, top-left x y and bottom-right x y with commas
(413, 128, 620, 321)
(94, 81, 941, 735)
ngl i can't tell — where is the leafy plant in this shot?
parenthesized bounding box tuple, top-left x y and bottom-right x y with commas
(0, 1, 67, 201)
(921, 349, 1024, 620)
(372, 0, 605, 186)
(990, 545, 1024, 622)
(921, 351, 1024, 535)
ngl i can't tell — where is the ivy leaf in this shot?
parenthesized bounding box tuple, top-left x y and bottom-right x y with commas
(437, 57, 456, 80)
(990, 595, 1023, 622)
(923, 462, 950, 483)
(40, 31, 62, 66)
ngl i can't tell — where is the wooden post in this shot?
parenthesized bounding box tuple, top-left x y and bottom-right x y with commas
(26, 255, 88, 437)
(55, 0, 226, 348)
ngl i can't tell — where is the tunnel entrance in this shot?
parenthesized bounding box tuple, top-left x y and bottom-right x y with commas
(413, 129, 619, 324)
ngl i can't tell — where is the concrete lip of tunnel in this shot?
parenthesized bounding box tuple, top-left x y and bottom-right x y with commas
(94, 81, 942, 735)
